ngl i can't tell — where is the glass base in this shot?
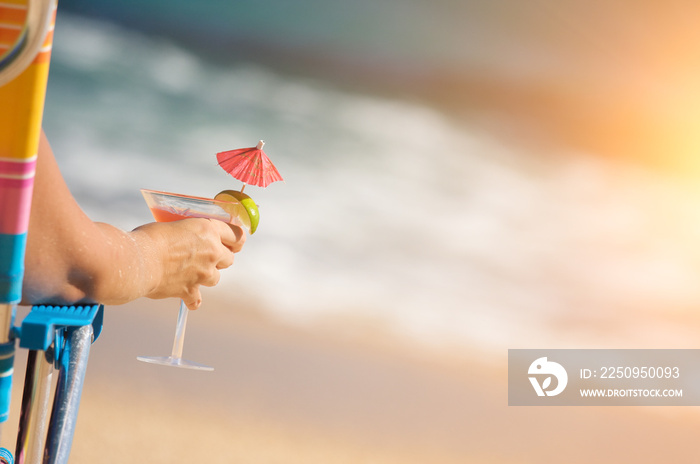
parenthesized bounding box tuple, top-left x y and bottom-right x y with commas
(137, 355, 214, 371)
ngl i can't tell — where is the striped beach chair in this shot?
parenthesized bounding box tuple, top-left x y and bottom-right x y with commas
(1, 2, 103, 463)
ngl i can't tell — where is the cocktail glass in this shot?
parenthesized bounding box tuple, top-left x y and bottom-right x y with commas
(136, 188, 245, 371)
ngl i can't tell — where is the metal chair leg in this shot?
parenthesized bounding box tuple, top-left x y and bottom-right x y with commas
(12, 304, 103, 464)
(43, 325, 93, 464)
(14, 350, 54, 464)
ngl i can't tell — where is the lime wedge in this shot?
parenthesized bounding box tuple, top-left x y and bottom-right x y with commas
(215, 189, 260, 234)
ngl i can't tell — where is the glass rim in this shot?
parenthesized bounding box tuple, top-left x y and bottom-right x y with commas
(140, 188, 239, 206)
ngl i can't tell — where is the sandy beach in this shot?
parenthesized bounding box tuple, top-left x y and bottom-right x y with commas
(0, 297, 697, 463)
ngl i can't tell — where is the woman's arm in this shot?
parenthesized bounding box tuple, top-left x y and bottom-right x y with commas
(21, 131, 245, 309)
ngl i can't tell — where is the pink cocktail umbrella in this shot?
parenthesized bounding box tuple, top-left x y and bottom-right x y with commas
(216, 140, 283, 191)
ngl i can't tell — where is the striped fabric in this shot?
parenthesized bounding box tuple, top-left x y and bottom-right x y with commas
(0, 156, 36, 235)
(0, 1, 54, 64)
(0, 0, 55, 302)
(0, 2, 26, 52)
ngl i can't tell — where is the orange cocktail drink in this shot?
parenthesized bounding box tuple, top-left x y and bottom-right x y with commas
(137, 189, 247, 371)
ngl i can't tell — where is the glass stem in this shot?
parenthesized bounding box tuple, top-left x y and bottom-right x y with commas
(171, 300, 188, 359)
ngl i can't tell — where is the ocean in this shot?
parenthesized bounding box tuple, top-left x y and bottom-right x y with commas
(42, 10, 700, 356)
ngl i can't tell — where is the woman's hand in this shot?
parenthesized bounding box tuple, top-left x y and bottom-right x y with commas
(22, 130, 248, 308)
(131, 218, 246, 309)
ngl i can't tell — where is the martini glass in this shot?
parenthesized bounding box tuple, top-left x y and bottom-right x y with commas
(136, 188, 245, 371)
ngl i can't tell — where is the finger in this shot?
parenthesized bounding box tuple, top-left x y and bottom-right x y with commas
(183, 287, 202, 310)
(216, 248, 234, 270)
(212, 220, 246, 252)
(201, 268, 221, 287)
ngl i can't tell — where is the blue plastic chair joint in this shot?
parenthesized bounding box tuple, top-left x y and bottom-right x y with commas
(17, 305, 104, 359)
